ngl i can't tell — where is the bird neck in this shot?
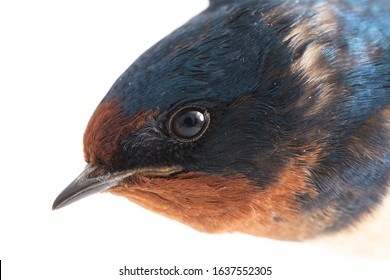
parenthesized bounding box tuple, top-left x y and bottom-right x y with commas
(312, 190, 390, 259)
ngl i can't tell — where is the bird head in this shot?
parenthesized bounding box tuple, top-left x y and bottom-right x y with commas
(53, 0, 390, 241)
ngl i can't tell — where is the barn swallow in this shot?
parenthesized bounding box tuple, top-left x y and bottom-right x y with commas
(53, 0, 390, 242)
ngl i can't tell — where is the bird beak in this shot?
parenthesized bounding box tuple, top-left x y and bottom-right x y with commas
(52, 164, 182, 210)
(52, 164, 135, 210)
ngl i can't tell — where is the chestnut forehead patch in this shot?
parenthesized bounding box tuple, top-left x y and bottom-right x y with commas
(83, 99, 156, 165)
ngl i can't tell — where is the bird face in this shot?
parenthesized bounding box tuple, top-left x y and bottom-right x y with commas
(53, 0, 390, 241)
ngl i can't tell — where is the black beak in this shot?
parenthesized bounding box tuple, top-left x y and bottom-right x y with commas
(52, 164, 135, 210)
(52, 164, 183, 210)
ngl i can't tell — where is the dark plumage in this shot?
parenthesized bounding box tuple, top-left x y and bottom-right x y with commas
(53, 0, 390, 242)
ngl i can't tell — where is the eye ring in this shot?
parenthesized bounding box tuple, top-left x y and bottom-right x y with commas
(168, 105, 210, 142)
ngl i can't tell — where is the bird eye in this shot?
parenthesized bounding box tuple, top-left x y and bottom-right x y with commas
(169, 106, 210, 142)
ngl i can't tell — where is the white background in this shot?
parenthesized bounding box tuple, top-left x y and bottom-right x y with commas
(0, 0, 388, 279)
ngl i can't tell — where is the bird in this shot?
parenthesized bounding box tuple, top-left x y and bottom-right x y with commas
(53, 0, 390, 255)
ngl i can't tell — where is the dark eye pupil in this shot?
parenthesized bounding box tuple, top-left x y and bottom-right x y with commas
(174, 111, 205, 138)
(169, 107, 210, 141)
